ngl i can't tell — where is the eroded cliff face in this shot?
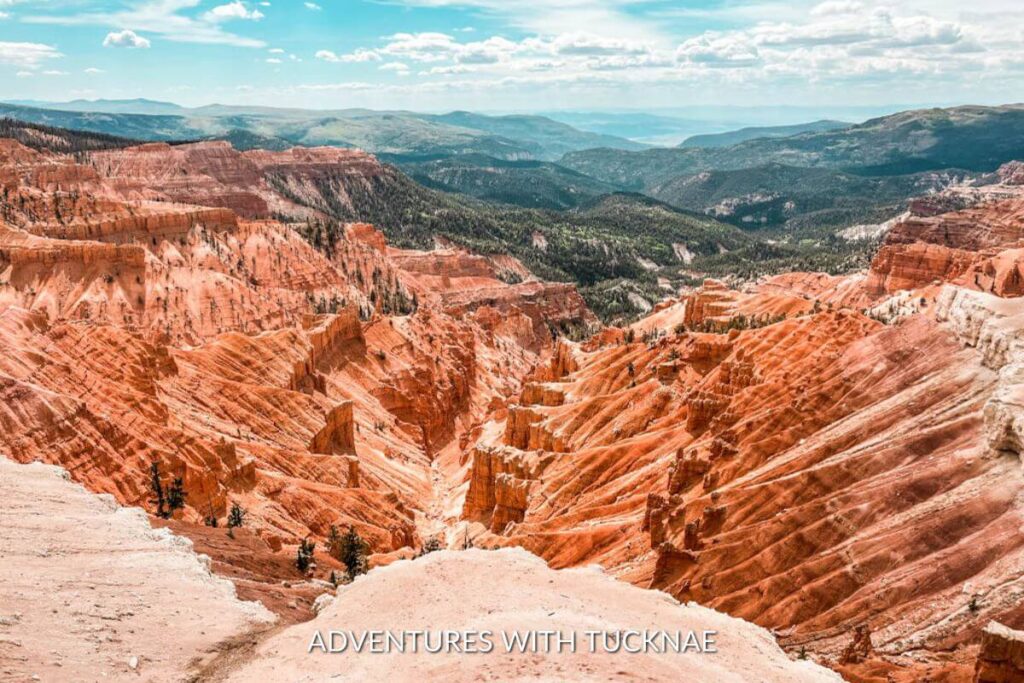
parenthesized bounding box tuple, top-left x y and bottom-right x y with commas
(0, 138, 594, 564)
(454, 174, 1024, 680)
(7, 136, 1024, 681)
(866, 169, 1024, 298)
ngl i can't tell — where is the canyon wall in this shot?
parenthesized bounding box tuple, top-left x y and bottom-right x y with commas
(455, 171, 1024, 679)
(0, 138, 594, 561)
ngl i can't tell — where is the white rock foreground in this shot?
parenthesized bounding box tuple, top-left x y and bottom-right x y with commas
(0, 458, 275, 682)
(229, 548, 839, 682)
(1, 457, 838, 681)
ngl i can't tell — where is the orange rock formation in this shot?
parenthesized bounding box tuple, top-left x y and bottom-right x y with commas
(452, 170, 1024, 679)
(0, 138, 593, 562)
(6, 136, 1024, 681)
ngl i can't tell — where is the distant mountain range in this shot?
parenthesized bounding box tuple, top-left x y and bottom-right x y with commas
(0, 99, 646, 161)
(386, 153, 624, 211)
(678, 120, 850, 148)
(561, 105, 1024, 184)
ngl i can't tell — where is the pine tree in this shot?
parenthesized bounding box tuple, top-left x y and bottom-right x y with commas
(227, 502, 246, 529)
(167, 477, 187, 514)
(338, 526, 369, 579)
(296, 538, 316, 573)
(416, 537, 443, 558)
(149, 462, 167, 519)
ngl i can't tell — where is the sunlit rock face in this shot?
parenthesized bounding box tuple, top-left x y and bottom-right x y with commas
(5, 135, 1024, 681)
(0, 138, 594, 559)
(454, 171, 1024, 680)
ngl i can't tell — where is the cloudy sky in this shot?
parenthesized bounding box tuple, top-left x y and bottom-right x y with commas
(1, 0, 1022, 111)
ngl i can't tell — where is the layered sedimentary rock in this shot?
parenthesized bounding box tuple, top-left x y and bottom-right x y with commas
(8, 134, 1024, 681)
(868, 240, 978, 294)
(310, 401, 356, 455)
(462, 445, 552, 532)
(87, 142, 384, 220)
(458, 241, 1024, 679)
(866, 174, 1024, 297)
(0, 137, 594, 565)
(975, 622, 1024, 683)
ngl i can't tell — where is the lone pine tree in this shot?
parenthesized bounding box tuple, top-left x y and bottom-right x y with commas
(227, 502, 247, 529)
(296, 538, 316, 573)
(149, 463, 187, 519)
(167, 476, 187, 514)
(335, 525, 369, 580)
(149, 462, 167, 519)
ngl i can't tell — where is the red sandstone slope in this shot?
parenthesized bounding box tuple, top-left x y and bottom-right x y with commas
(454, 172, 1024, 680)
(6, 134, 1024, 681)
(0, 138, 593, 565)
(85, 140, 390, 221)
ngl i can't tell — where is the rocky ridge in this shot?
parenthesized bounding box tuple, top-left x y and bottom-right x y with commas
(224, 548, 840, 683)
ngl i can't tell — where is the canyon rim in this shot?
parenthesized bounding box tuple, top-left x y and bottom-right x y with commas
(3, 1, 1024, 681)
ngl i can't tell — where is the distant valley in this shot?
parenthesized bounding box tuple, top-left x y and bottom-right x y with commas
(4, 101, 1024, 322)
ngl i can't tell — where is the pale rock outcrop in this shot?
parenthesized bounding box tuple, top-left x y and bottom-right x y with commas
(936, 285, 1024, 464)
(225, 548, 840, 683)
(975, 621, 1024, 683)
(0, 457, 274, 682)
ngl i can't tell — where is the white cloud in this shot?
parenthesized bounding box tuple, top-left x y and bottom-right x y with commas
(669, 3, 987, 84)
(103, 29, 151, 49)
(318, 31, 658, 69)
(296, 1, 1024, 108)
(676, 34, 760, 68)
(15, 66, 68, 77)
(0, 41, 62, 68)
(546, 33, 651, 57)
(26, 0, 266, 48)
(15, 0, 1024, 110)
(84, 67, 105, 74)
(379, 61, 410, 74)
(811, 1, 864, 17)
(205, 1, 264, 22)
(317, 48, 381, 63)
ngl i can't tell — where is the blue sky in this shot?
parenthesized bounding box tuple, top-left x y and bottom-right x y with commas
(1, 0, 1022, 111)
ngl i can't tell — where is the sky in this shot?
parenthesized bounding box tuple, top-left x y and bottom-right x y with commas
(0, 0, 1022, 112)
